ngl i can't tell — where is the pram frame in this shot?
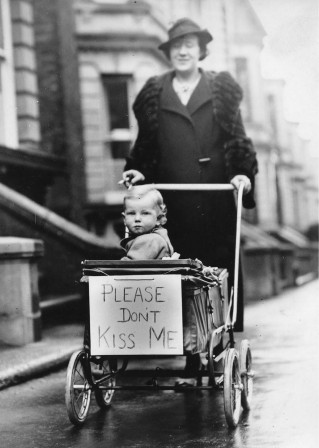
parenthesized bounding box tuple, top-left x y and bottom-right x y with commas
(65, 183, 253, 428)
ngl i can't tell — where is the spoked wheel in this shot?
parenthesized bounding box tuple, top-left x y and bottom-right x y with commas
(65, 349, 91, 425)
(93, 359, 116, 409)
(223, 348, 242, 428)
(239, 339, 253, 411)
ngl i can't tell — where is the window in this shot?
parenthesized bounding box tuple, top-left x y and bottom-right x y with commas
(234, 57, 251, 121)
(102, 75, 132, 159)
(267, 94, 278, 138)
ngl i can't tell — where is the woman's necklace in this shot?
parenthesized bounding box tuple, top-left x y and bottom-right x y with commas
(172, 74, 201, 105)
(173, 74, 201, 92)
(175, 81, 193, 93)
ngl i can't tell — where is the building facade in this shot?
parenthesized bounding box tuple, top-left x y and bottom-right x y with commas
(70, 0, 318, 243)
(0, 0, 318, 303)
(0, 0, 68, 205)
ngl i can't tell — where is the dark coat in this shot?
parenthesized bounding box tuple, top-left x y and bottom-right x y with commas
(126, 70, 258, 207)
(125, 70, 258, 330)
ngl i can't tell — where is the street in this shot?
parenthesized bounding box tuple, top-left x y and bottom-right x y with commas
(1, 280, 318, 448)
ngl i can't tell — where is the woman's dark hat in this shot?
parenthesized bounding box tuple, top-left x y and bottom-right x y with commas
(158, 18, 213, 52)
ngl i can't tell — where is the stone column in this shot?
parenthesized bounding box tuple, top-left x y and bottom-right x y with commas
(11, 0, 41, 150)
(0, 237, 44, 345)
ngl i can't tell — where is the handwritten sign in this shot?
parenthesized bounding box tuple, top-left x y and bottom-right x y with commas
(89, 275, 183, 355)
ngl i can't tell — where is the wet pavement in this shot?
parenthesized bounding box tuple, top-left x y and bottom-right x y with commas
(242, 279, 319, 447)
(0, 280, 318, 447)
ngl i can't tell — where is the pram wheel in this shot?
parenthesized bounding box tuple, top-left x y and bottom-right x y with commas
(239, 339, 253, 410)
(65, 349, 91, 425)
(223, 348, 242, 428)
(93, 359, 116, 408)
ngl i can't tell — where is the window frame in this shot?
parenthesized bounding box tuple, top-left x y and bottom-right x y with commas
(102, 74, 133, 160)
(234, 56, 252, 122)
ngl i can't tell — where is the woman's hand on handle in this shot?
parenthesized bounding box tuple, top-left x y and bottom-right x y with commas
(121, 169, 145, 187)
(230, 175, 251, 194)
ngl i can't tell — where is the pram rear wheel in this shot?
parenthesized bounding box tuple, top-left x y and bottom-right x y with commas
(223, 348, 242, 428)
(65, 349, 91, 425)
(239, 339, 253, 410)
(93, 359, 116, 408)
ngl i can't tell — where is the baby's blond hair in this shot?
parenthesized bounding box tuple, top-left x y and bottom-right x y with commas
(123, 185, 167, 226)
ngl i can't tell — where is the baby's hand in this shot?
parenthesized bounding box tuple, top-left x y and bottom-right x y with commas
(202, 266, 219, 278)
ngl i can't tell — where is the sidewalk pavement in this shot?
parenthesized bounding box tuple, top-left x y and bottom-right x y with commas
(0, 323, 83, 390)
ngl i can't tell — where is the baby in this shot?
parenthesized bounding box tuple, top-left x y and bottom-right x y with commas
(121, 185, 175, 260)
(121, 185, 198, 388)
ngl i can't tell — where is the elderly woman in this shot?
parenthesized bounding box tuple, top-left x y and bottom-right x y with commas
(122, 18, 258, 386)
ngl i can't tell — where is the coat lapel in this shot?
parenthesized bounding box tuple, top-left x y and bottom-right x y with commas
(160, 71, 212, 121)
(187, 72, 212, 116)
(160, 73, 192, 122)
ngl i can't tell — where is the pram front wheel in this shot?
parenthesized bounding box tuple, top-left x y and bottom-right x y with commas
(65, 349, 91, 425)
(239, 339, 253, 410)
(223, 348, 242, 428)
(93, 359, 116, 408)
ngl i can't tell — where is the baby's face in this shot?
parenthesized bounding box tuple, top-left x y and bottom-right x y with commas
(123, 196, 160, 236)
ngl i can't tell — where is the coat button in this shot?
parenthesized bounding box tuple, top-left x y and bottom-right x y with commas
(198, 157, 211, 164)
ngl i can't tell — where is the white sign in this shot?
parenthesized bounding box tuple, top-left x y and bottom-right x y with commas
(89, 275, 183, 355)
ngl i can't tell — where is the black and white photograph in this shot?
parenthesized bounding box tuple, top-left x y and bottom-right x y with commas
(0, 0, 318, 447)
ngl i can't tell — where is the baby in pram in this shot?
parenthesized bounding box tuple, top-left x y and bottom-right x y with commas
(120, 185, 176, 260)
(121, 185, 200, 388)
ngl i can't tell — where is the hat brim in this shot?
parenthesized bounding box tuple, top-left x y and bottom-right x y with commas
(159, 29, 213, 52)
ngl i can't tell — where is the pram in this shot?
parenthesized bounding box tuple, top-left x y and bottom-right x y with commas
(65, 183, 254, 428)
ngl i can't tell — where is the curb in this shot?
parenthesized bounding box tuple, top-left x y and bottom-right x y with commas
(0, 345, 81, 391)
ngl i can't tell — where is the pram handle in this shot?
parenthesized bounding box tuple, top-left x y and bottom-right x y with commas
(152, 183, 244, 329)
(152, 183, 234, 191)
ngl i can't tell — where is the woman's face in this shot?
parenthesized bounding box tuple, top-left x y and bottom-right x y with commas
(169, 34, 201, 75)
